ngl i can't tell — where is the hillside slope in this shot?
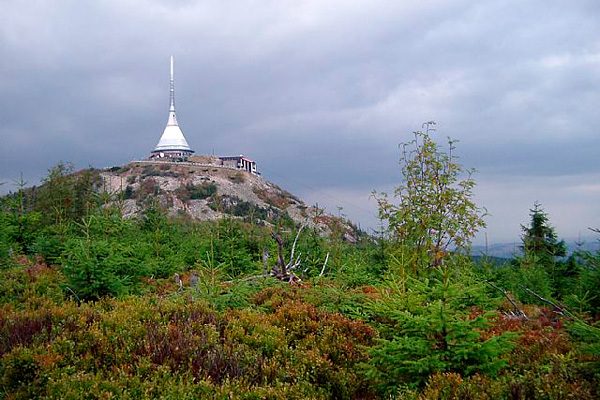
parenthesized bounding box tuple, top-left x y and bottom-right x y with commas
(100, 160, 358, 240)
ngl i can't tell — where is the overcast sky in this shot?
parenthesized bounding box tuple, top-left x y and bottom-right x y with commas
(1, 0, 599, 243)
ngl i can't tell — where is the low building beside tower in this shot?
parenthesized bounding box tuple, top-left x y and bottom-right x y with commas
(218, 155, 258, 175)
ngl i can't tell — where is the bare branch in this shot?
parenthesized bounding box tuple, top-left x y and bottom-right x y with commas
(289, 223, 306, 265)
(272, 233, 286, 273)
(174, 273, 183, 292)
(319, 252, 330, 277)
(65, 286, 82, 305)
(521, 286, 571, 317)
(485, 280, 528, 320)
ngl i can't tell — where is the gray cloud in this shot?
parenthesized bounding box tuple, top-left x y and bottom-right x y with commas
(1, 0, 599, 242)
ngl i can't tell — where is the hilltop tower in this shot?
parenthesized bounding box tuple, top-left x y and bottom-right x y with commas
(150, 56, 194, 160)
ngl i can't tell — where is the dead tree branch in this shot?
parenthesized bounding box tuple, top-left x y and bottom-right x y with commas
(289, 223, 306, 265)
(521, 286, 572, 317)
(319, 252, 330, 277)
(174, 273, 183, 292)
(272, 233, 286, 274)
(261, 224, 330, 285)
(270, 232, 301, 283)
(485, 280, 528, 320)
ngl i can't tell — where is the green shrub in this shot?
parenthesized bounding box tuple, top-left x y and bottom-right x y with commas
(493, 262, 554, 305)
(0, 262, 65, 308)
(187, 182, 217, 200)
(123, 185, 135, 199)
(0, 347, 45, 398)
(0, 212, 17, 267)
(366, 268, 516, 394)
(29, 231, 65, 265)
(61, 238, 135, 300)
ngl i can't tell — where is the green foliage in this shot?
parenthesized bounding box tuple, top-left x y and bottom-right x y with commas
(0, 347, 46, 398)
(188, 182, 217, 200)
(123, 184, 135, 199)
(0, 183, 44, 265)
(33, 163, 100, 226)
(28, 225, 67, 266)
(514, 202, 569, 300)
(61, 238, 132, 300)
(189, 255, 264, 311)
(374, 124, 486, 267)
(493, 262, 554, 305)
(1, 159, 600, 398)
(521, 202, 567, 266)
(210, 218, 259, 276)
(0, 261, 65, 308)
(176, 182, 217, 201)
(366, 267, 515, 394)
(0, 212, 17, 267)
(561, 244, 600, 317)
(568, 320, 600, 379)
(210, 194, 290, 225)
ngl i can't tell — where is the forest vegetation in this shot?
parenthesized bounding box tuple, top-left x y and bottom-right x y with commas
(1, 127, 599, 399)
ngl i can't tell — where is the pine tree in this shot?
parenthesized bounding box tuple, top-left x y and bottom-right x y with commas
(516, 202, 568, 299)
(520, 202, 566, 267)
(367, 267, 515, 393)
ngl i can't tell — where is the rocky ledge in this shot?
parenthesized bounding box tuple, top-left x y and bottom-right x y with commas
(100, 160, 358, 242)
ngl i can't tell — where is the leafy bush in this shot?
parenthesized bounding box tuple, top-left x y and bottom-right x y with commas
(29, 230, 66, 266)
(123, 185, 135, 199)
(0, 347, 46, 398)
(374, 124, 486, 267)
(0, 260, 65, 308)
(563, 249, 600, 317)
(177, 182, 217, 201)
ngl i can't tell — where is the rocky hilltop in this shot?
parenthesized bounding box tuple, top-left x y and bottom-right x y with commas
(100, 158, 358, 241)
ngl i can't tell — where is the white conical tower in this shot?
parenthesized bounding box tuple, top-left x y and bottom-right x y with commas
(151, 56, 194, 159)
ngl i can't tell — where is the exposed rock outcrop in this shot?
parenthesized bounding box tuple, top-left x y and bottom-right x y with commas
(100, 161, 358, 241)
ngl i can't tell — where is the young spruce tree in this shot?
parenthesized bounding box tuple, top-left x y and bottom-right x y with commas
(520, 202, 566, 266)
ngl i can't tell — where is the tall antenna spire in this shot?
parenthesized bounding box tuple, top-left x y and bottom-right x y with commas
(169, 55, 175, 111)
(151, 56, 194, 158)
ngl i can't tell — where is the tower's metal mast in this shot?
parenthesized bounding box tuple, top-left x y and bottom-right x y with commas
(151, 56, 193, 156)
(170, 55, 175, 112)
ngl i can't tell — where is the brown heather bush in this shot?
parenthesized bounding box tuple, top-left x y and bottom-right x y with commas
(0, 292, 377, 399)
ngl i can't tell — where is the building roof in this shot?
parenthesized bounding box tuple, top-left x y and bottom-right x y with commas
(219, 155, 255, 162)
(153, 111, 193, 152)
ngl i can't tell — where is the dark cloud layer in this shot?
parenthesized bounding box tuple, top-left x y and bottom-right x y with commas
(1, 0, 599, 241)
